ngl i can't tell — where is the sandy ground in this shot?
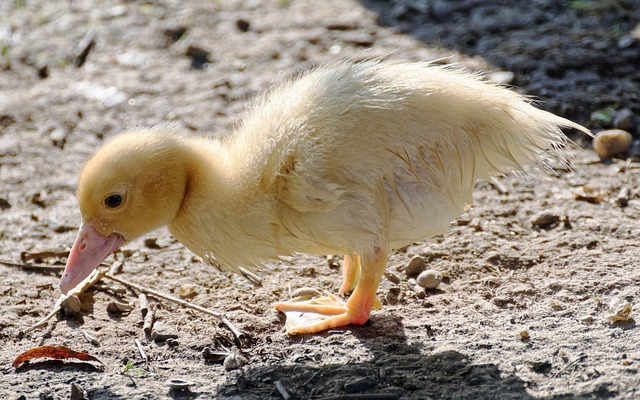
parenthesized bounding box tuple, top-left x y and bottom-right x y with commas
(1, 1, 639, 399)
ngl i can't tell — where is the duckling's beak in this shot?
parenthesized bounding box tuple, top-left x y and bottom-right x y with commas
(59, 223, 125, 294)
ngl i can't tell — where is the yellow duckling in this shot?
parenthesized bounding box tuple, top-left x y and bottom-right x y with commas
(60, 60, 589, 334)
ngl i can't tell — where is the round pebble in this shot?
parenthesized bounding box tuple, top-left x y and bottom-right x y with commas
(416, 269, 442, 289)
(593, 129, 633, 159)
(405, 256, 426, 277)
(151, 321, 179, 342)
(178, 284, 198, 299)
(61, 295, 82, 317)
(223, 353, 246, 370)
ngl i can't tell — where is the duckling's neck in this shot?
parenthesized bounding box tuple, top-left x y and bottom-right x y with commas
(168, 136, 281, 272)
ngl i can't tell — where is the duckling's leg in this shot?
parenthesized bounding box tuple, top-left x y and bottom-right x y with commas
(339, 254, 360, 295)
(273, 249, 387, 334)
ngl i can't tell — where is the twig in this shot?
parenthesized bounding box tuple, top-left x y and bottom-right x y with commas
(139, 293, 149, 318)
(551, 355, 588, 378)
(134, 339, 148, 363)
(143, 305, 155, 336)
(104, 273, 247, 346)
(274, 381, 292, 400)
(20, 251, 69, 262)
(0, 260, 65, 272)
(19, 269, 107, 337)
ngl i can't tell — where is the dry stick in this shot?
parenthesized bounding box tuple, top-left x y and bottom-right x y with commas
(274, 381, 292, 400)
(21, 251, 69, 262)
(0, 260, 64, 272)
(134, 339, 148, 363)
(104, 273, 247, 345)
(143, 306, 155, 336)
(19, 269, 108, 337)
(551, 355, 588, 378)
(139, 293, 149, 318)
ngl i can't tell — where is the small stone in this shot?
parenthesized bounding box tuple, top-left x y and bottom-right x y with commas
(519, 330, 530, 341)
(532, 213, 560, 229)
(416, 269, 442, 289)
(178, 284, 198, 299)
(488, 71, 515, 85)
(151, 321, 179, 342)
(143, 238, 162, 249)
(607, 300, 632, 323)
(166, 379, 193, 391)
(385, 287, 401, 304)
(61, 295, 82, 317)
(70, 383, 89, 400)
(344, 376, 377, 393)
(613, 109, 633, 130)
(223, 352, 246, 370)
(580, 315, 594, 325)
(383, 271, 401, 285)
(326, 255, 340, 269)
(106, 301, 134, 314)
(593, 129, 633, 159)
(549, 299, 563, 310)
(405, 256, 426, 277)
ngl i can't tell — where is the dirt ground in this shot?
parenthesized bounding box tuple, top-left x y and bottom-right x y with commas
(1, 0, 640, 399)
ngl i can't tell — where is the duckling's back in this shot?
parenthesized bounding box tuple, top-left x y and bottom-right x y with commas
(228, 60, 588, 253)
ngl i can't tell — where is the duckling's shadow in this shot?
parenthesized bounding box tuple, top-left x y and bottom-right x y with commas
(218, 315, 535, 399)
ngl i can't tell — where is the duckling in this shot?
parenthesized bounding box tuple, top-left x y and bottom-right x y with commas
(59, 60, 589, 334)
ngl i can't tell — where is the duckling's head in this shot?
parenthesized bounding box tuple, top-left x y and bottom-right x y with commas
(60, 125, 190, 294)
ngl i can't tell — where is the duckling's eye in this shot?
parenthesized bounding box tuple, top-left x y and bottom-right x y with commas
(104, 194, 123, 208)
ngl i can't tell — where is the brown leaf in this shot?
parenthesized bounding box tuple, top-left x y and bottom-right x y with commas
(12, 346, 101, 369)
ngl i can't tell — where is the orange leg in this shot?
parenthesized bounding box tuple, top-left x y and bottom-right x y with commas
(339, 254, 361, 295)
(273, 249, 387, 335)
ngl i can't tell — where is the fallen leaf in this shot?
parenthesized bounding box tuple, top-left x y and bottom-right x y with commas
(12, 346, 102, 369)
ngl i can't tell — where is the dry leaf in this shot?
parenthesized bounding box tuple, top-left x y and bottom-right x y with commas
(12, 346, 102, 369)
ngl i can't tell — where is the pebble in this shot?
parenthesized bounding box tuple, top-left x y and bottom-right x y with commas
(580, 315, 594, 325)
(519, 330, 530, 341)
(106, 301, 134, 314)
(385, 287, 401, 304)
(416, 269, 442, 289)
(607, 300, 632, 323)
(326, 255, 340, 269)
(178, 284, 198, 299)
(405, 256, 426, 277)
(383, 271, 401, 285)
(166, 379, 193, 391)
(151, 321, 179, 342)
(61, 295, 82, 317)
(69, 383, 89, 400)
(531, 213, 560, 229)
(593, 129, 633, 159)
(223, 352, 247, 370)
(488, 71, 515, 85)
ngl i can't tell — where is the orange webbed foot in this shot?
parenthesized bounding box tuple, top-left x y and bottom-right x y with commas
(274, 250, 387, 335)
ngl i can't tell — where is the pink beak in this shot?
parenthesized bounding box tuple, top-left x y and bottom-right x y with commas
(59, 223, 125, 294)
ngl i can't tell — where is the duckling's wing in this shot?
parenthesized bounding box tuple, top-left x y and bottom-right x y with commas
(275, 153, 346, 213)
